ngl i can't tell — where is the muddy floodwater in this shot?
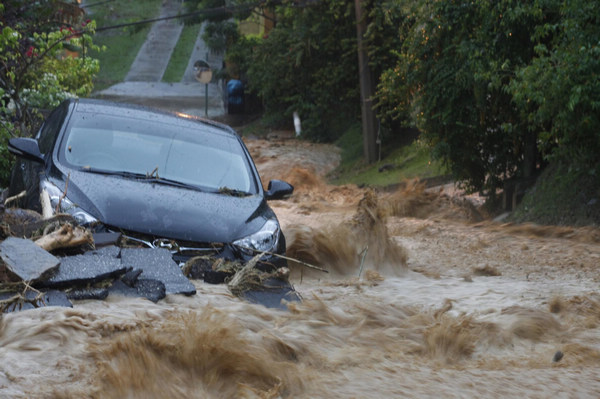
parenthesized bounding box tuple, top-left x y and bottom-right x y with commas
(1, 137, 600, 398)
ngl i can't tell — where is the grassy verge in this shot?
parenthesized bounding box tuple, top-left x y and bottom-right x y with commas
(237, 119, 447, 188)
(162, 23, 202, 82)
(510, 163, 600, 226)
(329, 125, 447, 187)
(88, 0, 163, 92)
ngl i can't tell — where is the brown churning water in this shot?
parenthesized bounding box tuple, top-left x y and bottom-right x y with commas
(2, 146, 600, 397)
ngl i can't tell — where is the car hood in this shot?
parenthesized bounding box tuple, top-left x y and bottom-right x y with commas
(53, 170, 269, 243)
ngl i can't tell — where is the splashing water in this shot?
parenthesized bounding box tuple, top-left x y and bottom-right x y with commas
(286, 189, 408, 277)
(1, 141, 600, 398)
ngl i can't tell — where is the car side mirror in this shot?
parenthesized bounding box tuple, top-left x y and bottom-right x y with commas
(8, 137, 44, 163)
(265, 179, 294, 200)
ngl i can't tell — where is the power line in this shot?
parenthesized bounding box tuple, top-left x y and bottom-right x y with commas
(90, 0, 317, 34)
(81, 0, 114, 8)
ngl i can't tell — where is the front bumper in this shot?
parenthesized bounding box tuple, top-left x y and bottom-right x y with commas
(101, 226, 288, 271)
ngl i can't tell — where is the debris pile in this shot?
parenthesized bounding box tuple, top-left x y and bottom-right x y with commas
(0, 205, 301, 312)
(183, 254, 301, 310)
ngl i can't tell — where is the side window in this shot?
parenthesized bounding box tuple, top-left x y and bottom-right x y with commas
(37, 103, 68, 154)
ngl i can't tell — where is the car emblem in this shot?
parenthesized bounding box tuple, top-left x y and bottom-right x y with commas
(152, 238, 179, 251)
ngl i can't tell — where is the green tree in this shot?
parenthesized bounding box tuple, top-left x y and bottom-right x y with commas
(368, 0, 418, 130)
(378, 0, 550, 194)
(0, 1, 100, 187)
(244, 0, 360, 140)
(509, 0, 600, 173)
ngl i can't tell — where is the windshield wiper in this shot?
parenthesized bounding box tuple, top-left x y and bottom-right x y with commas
(217, 187, 252, 197)
(144, 176, 199, 190)
(82, 167, 203, 191)
(82, 167, 151, 180)
(80, 166, 125, 175)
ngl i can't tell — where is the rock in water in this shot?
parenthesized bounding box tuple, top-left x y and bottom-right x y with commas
(553, 351, 564, 362)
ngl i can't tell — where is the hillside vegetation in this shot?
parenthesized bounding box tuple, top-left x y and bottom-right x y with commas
(206, 0, 599, 225)
(2, 1, 598, 226)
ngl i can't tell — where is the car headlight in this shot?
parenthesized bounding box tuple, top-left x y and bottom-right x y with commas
(41, 180, 99, 226)
(233, 219, 280, 255)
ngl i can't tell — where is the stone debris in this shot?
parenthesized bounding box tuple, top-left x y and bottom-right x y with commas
(0, 207, 301, 312)
(227, 259, 301, 310)
(121, 248, 196, 296)
(183, 254, 301, 309)
(41, 254, 127, 289)
(240, 277, 301, 310)
(0, 237, 60, 282)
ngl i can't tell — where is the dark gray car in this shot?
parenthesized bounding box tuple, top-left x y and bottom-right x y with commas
(8, 98, 293, 266)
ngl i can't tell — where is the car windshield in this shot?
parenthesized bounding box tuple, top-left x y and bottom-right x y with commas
(60, 112, 256, 194)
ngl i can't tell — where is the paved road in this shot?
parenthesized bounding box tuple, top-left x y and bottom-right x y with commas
(93, 0, 225, 118)
(124, 0, 183, 82)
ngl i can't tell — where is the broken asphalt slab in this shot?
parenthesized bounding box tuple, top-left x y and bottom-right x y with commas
(84, 244, 121, 258)
(40, 254, 126, 289)
(0, 237, 60, 282)
(109, 279, 166, 303)
(239, 278, 301, 310)
(120, 247, 196, 296)
(0, 231, 299, 311)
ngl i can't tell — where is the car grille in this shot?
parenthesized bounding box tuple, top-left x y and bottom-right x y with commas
(108, 228, 225, 261)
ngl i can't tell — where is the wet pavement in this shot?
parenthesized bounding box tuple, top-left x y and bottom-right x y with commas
(124, 0, 184, 82)
(93, 0, 225, 118)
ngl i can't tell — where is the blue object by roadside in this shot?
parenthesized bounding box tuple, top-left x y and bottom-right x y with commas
(227, 79, 244, 114)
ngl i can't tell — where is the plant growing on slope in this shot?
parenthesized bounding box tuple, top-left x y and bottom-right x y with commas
(0, 1, 100, 187)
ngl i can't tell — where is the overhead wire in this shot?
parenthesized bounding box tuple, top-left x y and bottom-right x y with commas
(82, 0, 321, 34)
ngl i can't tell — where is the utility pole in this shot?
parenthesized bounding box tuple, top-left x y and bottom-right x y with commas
(354, 0, 378, 164)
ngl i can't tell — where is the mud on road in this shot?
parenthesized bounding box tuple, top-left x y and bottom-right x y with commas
(1, 136, 600, 398)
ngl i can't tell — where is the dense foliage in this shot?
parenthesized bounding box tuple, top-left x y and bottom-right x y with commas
(0, 0, 100, 187)
(245, 0, 360, 140)
(207, 0, 598, 196)
(182, 0, 253, 24)
(378, 1, 546, 193)
(376, 0, 600, 194)
(508, 0, 600, 172)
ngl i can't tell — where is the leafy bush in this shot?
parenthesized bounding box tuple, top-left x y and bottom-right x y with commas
(244, 0, 360, 140)
(374, 0, 600, 196)
(202, 21, 240, 53)
(210, 0, 598, 200)
(509, 0, 600, 172)
(0, 3, 100, 187)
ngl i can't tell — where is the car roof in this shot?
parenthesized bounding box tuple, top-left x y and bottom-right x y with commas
(69, 98, 238, 139)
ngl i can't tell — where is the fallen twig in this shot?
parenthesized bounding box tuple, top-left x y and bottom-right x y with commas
(40, 189, 53, 219)
(227, 254, 263, 296)
(55, 173, 70, 214)
(358, 245, 369, 278)
(3, 190, 26, 207)
(234, 245, 329, 273)
(0, 280, 46, 313)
